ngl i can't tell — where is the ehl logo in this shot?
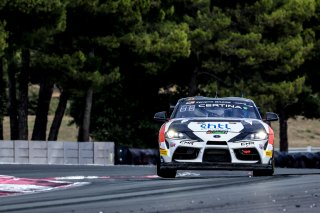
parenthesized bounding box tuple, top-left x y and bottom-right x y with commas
(200, 123, 231, 130)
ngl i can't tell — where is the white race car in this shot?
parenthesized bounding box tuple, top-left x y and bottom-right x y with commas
(154, 96, 279, 178)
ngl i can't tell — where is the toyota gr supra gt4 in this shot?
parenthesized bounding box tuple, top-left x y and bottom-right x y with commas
(154, 96, 279, 178)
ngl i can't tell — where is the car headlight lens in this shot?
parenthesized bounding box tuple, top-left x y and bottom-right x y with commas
(166, 129, 188, 139)
(244, 131, 267, 140)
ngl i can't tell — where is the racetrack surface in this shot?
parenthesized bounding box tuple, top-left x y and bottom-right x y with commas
(0, 164, 320, 213)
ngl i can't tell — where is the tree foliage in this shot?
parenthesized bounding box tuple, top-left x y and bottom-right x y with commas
(0, 0, 319, 151)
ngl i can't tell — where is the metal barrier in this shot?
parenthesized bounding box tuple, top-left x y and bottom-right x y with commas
(275, 146, 320, 153)
(0, 140, 114, 165)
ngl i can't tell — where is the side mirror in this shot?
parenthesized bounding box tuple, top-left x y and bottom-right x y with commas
(266, 112, 279, 122)
(154, 111, 168, 122)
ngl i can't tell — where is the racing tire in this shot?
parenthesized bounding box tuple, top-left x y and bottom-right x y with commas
(253, 152, 275, 176)
(156, 159, 177, 178)
(157, 167, 177, 178)
(252, 168, 274, 176)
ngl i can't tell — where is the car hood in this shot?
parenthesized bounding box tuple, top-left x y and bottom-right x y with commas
(168, 117, 266, 134)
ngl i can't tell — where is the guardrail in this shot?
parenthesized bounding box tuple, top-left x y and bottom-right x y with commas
(275, 146, 320, 153)
(0, 140, 114, 165)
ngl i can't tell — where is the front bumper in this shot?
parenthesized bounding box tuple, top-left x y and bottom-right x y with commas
(159, 162, 273, 171)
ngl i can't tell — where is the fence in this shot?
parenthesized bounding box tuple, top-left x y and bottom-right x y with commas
(0, 140, 114, 165)
(275, 146, 320, 153)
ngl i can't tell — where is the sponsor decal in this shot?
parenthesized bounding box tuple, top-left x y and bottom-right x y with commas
(189, 121, 243, 132)
(240, 142, 255, 147)
(259, 144, 264, 150)
(200, 123, 231, 130)
(185, 101, 195, 105)
(180, 141, 196, 146)
(170, 142, 176, 147)
(264, 150, 273, 157)
(160, 149, 168, 156)
(196, 101, 231, 104)
(198, 103, 243, 109)
(206, 130, 228, 134)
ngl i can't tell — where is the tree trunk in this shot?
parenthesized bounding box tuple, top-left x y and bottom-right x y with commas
(188, 53, 200, 96)
(0, 58, 4, 140)
(0, 118, 2, 140)
(31, 80, 53, 141)
(48, 90, 68, 141)
(279, 109, 288, 152)
(17, 49, 30, 140)
(78, 87, 93, 142)
(188, 67, 198, 96)
(7, 49, 19, 140)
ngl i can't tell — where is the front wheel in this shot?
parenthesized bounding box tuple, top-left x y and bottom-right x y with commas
(252, 168, 274, 176)
(157, 167, 177, 178)
(157, 158, 177, 178)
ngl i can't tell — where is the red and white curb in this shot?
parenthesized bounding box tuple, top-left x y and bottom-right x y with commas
(0, 174, 160, 197)
(0, 175, 89, 197)
(52, 175, 159, 180)
(0, 173, 200, 197)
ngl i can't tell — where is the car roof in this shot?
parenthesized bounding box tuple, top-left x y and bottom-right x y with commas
(178, 96, 255, 103)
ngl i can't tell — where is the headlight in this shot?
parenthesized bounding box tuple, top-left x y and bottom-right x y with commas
(165, 129, 188, 139)
(244, 131, 267, 140)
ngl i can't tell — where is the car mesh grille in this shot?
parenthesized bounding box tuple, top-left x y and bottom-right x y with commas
(203, 149, 231, 163)
(173, 147, 200, 160)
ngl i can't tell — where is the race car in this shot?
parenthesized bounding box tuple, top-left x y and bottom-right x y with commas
(154, 96, 279, 178)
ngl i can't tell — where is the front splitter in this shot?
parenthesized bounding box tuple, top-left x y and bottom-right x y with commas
(160, 162, 273, 171)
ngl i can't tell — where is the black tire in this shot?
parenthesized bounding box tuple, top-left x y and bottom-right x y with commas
(156, 157, 177, 178)
(253, 168, 274, 176)
(253, 152, 275, 176)
(157, 167, 177, 178)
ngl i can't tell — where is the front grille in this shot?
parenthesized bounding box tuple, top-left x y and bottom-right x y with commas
(203, 149, 231, 163)
(207, 141, 228, 145)
(173, 147, 200, 160)
(234, 148, 260, 161)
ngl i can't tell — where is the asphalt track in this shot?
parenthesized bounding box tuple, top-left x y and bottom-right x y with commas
(0, 164, 320, 213)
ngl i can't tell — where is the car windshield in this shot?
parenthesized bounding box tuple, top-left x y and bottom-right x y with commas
(174, 99, 260, 119)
